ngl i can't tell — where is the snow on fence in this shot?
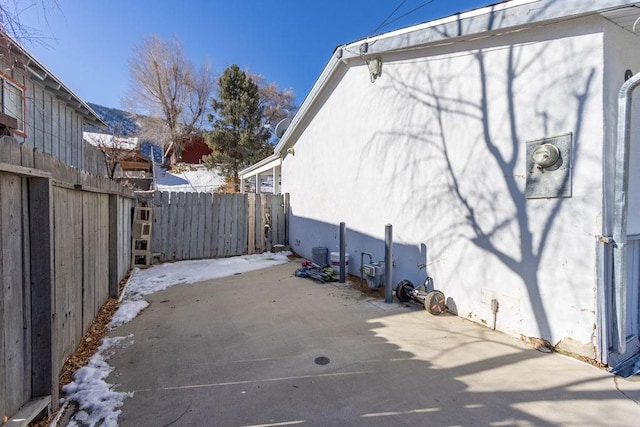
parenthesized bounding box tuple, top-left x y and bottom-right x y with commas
(0, 136, 135, 419)
(152, 191, 287, 262)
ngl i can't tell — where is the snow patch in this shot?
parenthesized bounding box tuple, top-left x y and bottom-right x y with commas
(154, 164, 225, 192)
(62, 335, 134, 427)
(63, 252, 290, 426)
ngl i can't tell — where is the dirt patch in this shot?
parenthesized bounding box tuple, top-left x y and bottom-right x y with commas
(348, 274, 387, 299)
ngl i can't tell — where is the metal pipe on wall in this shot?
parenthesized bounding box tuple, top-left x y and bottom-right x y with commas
(385, 224, 393, 303)
(339, 222, 346, 283)
(612, 72, 640, 354)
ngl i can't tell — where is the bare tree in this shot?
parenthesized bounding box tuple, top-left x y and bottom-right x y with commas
(85, 129, 137, 179)
(248, 72, 296, 132)
(0, 0, 58, 45)
(125, 35, 214, 162)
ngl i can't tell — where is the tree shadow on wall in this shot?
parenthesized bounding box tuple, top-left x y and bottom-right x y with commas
(359, 33, 596, 341)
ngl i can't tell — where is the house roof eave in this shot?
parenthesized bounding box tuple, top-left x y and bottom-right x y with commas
(2, 31, 106, 127)
(273, 0, 640, 158)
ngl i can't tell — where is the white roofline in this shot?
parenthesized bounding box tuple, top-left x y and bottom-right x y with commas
(273, 0, 640, 156)
(239, 154, 281, 178)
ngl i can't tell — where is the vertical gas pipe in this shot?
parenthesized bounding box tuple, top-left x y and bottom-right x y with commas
(339, 222, 346, 283)
(385, 224, 393, 303)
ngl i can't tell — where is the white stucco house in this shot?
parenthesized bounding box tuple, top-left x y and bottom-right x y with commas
(241, 0, 640, 373)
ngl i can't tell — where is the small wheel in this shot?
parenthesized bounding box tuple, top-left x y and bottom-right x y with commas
(424, 290, 446, 315)
(395, 280, 414, 303)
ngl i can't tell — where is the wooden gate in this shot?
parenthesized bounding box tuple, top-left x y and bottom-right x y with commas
(151, 191, 287, 262)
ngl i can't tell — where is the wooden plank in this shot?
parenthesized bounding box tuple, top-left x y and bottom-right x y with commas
(0, 136, 22, 165)
(34, 86, 45, 152)
(97, 194, 110, 305)
(52, 186, 67, 396)
(196, 193, 206, 259)
(0, 162, 51, 178)
(151, 192, 162, 258)
(260, 195, 267, 253)
(184, 192, 199, 259)
(44, 93, 52, 156)
(108, 195, 118, 298)
(224, 194, 233, 256)
(28, 177, 54, 399)
(0, 172, 26, 415)
(160, 192, 171, 262)
(20, 175, 32, 401)
(215, 194, 224, 257)
(6, 395, 51, 427)
(168, 193, 179, 260)
(21, 143, 34, 169)
(0, 174, 6, 420)
(247, 194, 255, 255)
(229, 194, 238, 256)
(51, 101, 59, 160)
(176, 192, 187, 261)
(237, 194, 247, 255)
(82, 192, 94, 338)
(202, 193, 213, 258)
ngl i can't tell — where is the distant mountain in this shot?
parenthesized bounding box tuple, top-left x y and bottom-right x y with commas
(86, 103, 162, 162)
(86, 103, 139, 136)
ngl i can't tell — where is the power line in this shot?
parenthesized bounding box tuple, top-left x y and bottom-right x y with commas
(384, 0, 438, 30)
(368, 0, 408, 37)
(365, 0, 438, 39)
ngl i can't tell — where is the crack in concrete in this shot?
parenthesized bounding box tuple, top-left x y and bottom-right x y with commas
(614, 376, 640, 405)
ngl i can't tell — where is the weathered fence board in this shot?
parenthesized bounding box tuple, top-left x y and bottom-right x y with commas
(152, 191, 286, 262)
(0, 172, 28, 416)
(0, 136, 135, 419)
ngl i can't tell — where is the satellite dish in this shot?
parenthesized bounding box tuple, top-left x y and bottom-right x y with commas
(274, 118, 291, 139)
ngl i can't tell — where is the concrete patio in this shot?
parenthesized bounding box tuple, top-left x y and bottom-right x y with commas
(106, 261, 640, 426)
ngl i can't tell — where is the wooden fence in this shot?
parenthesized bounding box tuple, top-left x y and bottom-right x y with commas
(151, 191, 287, 262)
(0, 137, 134, 421)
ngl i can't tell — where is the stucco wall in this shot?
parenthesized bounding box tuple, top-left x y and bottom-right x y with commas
(282, 15, 613, 352)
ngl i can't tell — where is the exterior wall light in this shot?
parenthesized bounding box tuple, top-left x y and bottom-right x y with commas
(368, 57, 383, 82)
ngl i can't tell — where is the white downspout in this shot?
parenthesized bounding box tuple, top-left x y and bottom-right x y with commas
(612, 72, 640, 354)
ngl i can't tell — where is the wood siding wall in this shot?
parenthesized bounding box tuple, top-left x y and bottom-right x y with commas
(152, 191, 286, 262)
(0, 60, 104, 175)
(0, 137, 134, 420)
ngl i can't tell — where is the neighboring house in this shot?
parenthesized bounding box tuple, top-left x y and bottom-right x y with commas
(84, 131, 154, 190)
(0, 33, 105, 172)
(164, 134, 212, 165)
(240, 0, 640, 373)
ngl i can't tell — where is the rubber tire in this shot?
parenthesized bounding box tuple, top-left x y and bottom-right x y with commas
(424, 290, 446, 315)
(395, 280, 414, 303)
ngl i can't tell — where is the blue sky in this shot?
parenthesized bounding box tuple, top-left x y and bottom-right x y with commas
(17, 0, 490, 109)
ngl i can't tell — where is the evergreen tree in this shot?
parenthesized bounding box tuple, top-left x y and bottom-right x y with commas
(204, 65, 271, 189)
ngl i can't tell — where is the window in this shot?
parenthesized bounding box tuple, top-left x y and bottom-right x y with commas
(0, 73, 25, 135)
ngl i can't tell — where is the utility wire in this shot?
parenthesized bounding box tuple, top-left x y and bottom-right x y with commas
(368, 0, 408, 37)
(365, 0, 438, 39)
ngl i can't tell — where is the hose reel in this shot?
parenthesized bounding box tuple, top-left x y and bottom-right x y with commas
(395, 278, 446, 315)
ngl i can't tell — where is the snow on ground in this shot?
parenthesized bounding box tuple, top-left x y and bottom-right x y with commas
(61, 336, 134, 427)
(154, 164, 226, 192)
(61, 252, 290, 427)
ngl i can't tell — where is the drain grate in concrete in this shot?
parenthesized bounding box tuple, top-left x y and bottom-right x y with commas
(314, 356, 330, 365)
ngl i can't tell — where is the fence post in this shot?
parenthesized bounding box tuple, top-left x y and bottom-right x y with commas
(29, 177, 56, 402)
